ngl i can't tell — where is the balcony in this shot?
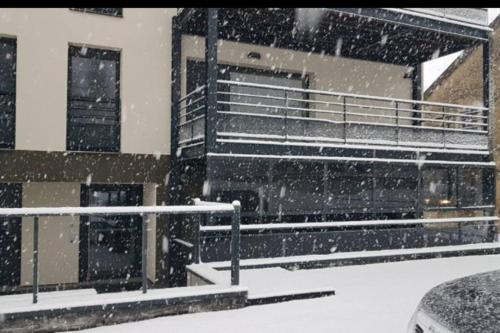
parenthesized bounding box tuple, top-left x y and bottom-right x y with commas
(176, 80, 489, 159)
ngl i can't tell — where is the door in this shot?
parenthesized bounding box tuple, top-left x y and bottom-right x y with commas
(79, 184, 143, 282)
(0, 184, 22, 288)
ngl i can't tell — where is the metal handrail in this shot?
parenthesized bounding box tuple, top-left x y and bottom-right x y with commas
(0, 202, 240, 304)
(217, 79, 487, 111)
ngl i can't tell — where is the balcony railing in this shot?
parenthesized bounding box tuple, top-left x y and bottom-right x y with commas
(177, 80, 489, 153)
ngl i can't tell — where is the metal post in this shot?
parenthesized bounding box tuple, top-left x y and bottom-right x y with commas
(343, 96, 347, 143)
(284, 92, 288, 141)
(142, 215, 148, 294)
(483, 36, 495, 154)
(205, 8, 219, 154)
(33, 216, 39, 304)
(442, 106, 446, 148)
(230, 200, 241, 286)
(193, 214, 201, 264)
(412, 64, 423, 126)
(395, 101, 399, 145)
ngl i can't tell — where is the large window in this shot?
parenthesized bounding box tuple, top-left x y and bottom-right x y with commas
(0, 38, 16, 149)
(79, 184, 142, 282)
(67, 46, 120, 152)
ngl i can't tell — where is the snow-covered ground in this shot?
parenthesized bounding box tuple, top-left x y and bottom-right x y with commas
(78, 254, 500, 333)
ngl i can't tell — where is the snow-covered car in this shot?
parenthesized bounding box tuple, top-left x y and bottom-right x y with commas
(407, 269, 500, 333)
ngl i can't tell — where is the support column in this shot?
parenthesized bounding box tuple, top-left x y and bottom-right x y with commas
(483, 36, 495, 156)
(205, 8, 219, 154)
(164, 15, 182, 288)
(169, 15, 182, 205)
(483, 35, 497, 239)
(412, 64, 423, 126)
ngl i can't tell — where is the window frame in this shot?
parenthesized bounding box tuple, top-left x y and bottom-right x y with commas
(66, 45, 121, 153)
(0, 37, 16, 150)
(70, 8, 123, 18)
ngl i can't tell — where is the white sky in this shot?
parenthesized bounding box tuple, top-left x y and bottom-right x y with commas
(423, 8, 500, 90)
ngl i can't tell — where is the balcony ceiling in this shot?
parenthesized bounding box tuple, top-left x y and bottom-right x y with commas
(179, 8, 486, 66)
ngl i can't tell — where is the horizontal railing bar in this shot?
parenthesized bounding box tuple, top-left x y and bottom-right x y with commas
(181, 105, 206, 118)
(178, 114, 205, 127)
(179, 141, 205, 150)
(200, 216, 499, 232)
(178, 85, 206, 103)
(173, 238, 194, 248)
(217, 110, 488, 134)
(178, 135, 205, 145)
(179, 95, 206, 111)
(217, 101, 487, 127)
(218, 91, 487, 119)
(0, 205, 235, 217)
(217, 132, 488, 153)
(217, 80, 487, 111)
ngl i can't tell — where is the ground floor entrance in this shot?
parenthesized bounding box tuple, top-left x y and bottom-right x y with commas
(79, 184, 143, 284)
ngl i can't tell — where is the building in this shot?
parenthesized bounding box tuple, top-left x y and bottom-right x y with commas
(170, 8, 497, 268)
(0, 8, 496, 291)
(0, 8, 175, 291)
(425, 14, 500, 215)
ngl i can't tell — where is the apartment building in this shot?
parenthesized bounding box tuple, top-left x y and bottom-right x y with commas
(170, 8, 497, 267)
(0, 8, 497, 291)
(425, 14, 500, 214)
(0, 8, 175, 291)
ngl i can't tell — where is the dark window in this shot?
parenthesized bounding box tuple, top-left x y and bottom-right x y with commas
(422, 168, 457, 208)
(79, 184, 143, 282)
(0, 183, 22, 288)
(70, 8, 123, 17)
(67, 46, 120, 152)
(0, 38, 16, 149)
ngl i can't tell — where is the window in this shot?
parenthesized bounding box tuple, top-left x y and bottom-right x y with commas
(67, 46, 120, 152)
(70, 8, 123, 17)
(0, 38, 16, 149)
(422, 168, 457, 207)
(79, 184, 142, 282)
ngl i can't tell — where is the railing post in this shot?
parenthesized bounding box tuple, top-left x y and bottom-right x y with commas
(284, 92, 288, 141)
(193, 214, 201, 264)
(343, 96, 347, 143)
(142, 215, 148, 294)
(231, 200, 241, 286)
(33, 216, 39, 304)
(395, 101, 400, 145)
(442, 106, 446, 148)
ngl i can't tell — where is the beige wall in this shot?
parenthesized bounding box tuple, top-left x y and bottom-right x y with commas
(21, 182, 80, 285)
(0, 8, 174, 154)
(181, 35, 413, 124)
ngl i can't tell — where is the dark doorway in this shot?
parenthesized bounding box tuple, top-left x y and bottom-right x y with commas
(0, 183, 22, 289)
(79, 184, 143, 283)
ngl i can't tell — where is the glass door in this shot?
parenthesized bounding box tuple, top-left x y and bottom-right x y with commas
(80, 184, 142, 282)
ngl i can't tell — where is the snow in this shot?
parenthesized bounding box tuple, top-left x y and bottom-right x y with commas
(208, 242, 500, 270)
(0, 285, 247, 314)
(77, 254, 500, 333)
(208, 152, 496, 167)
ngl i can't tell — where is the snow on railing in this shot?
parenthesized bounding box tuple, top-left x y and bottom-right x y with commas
(215, 80, 488, 149)
(0, 200, 240, 304)
(200, 216, 499, 232)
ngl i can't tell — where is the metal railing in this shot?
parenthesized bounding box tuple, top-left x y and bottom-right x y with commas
(198, 215, 498, 261)
(215, 80, 488, 149)
(177, 85, 206, 148)
(0, 201, 241, 304)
